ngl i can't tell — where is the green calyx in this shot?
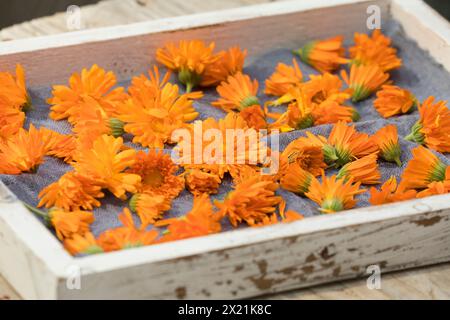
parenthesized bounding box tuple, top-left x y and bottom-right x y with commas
(336, 167, 349, 181)
(296, 173, 313, 196)
(129, 194, 140, 213)
(324, 145, 352, 168)
(108, 118, 125, 138)
(351, 109, 361, 122)
(429, 161, 447, 183)
(178, 68, 202, 93)
(82, 245, 104, 255)
(295, 114, 315, 130)
(22, 95, 33, 112)
(405, 122, 425, 144)
(321, 198, 344, 213)
(381, 142, 402, 167)
(323, 144, 339, 165)
(351, 84, 371, 103)
(293, 41, 316, 66)
(239, 96, 260, 109)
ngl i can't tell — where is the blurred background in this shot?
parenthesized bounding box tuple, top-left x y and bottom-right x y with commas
(0, 0, 449, 39)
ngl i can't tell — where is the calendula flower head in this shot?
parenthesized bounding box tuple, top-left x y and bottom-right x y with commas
(64, 232, 103, 256)
(0, 95, 25, 140)
(48, 64, 128, 122)
(97, 208, 159, 251)
(185, 168, 222, 196)
(239, 104, 267, 130)
(374, 85, 417, 118)
(405, 97, 450, 153)
(118, 83, 200, 148)
(293, 36, 348, 73)
(0, 124, 46, 174)
(349, 29, 402, 72)
(201, 46, 247, 86)
(341, 64, 389, 102)
(129, 193, 171, 227)
(281, 139, 327, 177)
(128, 65, 171, 102)
(369, 176, 417, 205)
(371, 124, 402, 166)
(156, 194, 221, 241)
(302, 73, 351, 106)
(38, 171, 104, 211)
(312, 100, 359, 125)
(280, 162, 314, 195)
(126, 150, 184, 200)
(400, 146, 447, 190)
(337, 154, 381, 185)
(48, 209, 95, 241)
(212, 72, 260, 112)
(40, 128, 77, 163)
(265, 59, 303, 96)
(305, 174, 366, 213)
(156, 40, 219, 92)
(417, 167, 450, 198)
(278, 200, 305, 223)
(215, 174, 282, 227)
(0, 64, 31, 110)
(324, 121, 379, 167)
(73, 134, 141, 200)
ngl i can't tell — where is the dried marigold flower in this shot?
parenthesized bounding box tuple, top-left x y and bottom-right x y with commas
(281, 139, 326, 177)
(405, 96, 450, 153)
(312, 100, 359, 125)
(0, 64, 31, 110)
(265, 59, 303, 96)
(302, 73, 350, 105)
(129, 193, 171, 228)
(371, 124, 402, 166)
(374, 85, 416, 118)
(416, 167, 450, 198)
(0, 95, 25, 140)
(185, 168, 221, 196)
(239, 104, 267, 130)
(40, 127, 77, 163)
(280, 162, 314, 195)
(341, 64, 389, 102)
(369, 176, 417, 205)
(49, 209, 95, 241)
(337, 154, 381, 185)
(64, 232, 103, 256)
(293, 36, 349, 73)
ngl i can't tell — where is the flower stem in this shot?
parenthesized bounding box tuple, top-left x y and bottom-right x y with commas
(22, 202, 48, 218)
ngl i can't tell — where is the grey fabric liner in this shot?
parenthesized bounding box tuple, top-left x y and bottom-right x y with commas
(1, 20, 449, 240)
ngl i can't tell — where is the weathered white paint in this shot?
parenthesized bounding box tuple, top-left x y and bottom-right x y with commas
(0, 0, 449, 299)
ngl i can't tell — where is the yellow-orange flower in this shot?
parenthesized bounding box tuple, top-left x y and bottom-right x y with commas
(185, 168, 221, 196)
(278, 200, 304, 223)
(156, 40, 219, 92)
(129, 193, 171, 227)
(305, 174, 366, 213)
(369, 176, 417, 205)
(0, 64, 30, 110)
(337, 154, 381, 185)
(281, 138, 326, 177)
(128, 65, 171, 101)
(280, 162, 313, 195)
(201, 46, 247, 87)
(48, 64, 128, 122)
(215, 174, 282, 227)
(374, 85, 416, 118)
(156, 194, 221, 241)
(405, 96, 450, 153)
(371, 124, 402, 166)
(64, 232, 103, 256)
(293, 36, 348, 73)
(126, 150, 184, 200)
(400, 146, 447, 190)
(417, 167, 450, 198)
(0, 95, 25, 140)
(349, 29, 402, 72)
(49, 209, 95, 241)
(312, 100, 359, 125)
(40, 127, 77, 163)
(0, 124, 46, 174)
(73, 134, 141, 199)
(239, 104, 267, 130)
(265, 59, 303, 96)
(97, 208, 159, 251)
(212, 72, 259, 112)
(341, 64, 389, 102)
(324, 121, 379, 167)
(302, 73, 350, 105)
(38, 171, 104, 211)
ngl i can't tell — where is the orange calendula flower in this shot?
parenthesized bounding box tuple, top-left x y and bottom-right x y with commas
(215, 174, 282, 227)
(98, 208, 159, 251)
(265, 59, 303, 96)
(337, 154, 381, 185)
(201, 46, 247, 87)
(281, 138, 327, 177)
(417, 167, 450, 198)
(405, 97, 450, 153)
(312, 100, 359, 125)
(239, 104, 267, 130)
(305, 174, 366, 213)
(73, 135, 141, 200)
(400, 146, 447, 190)
(341, 64, 389, 102)
(374, 85, 416, 118)
(280, 162, 314, 195)
(38, 171, 104, 211)
(127, 150, 184, 200)
(293, 36, 348, 73)
(349, 29, 402, 72)
(156, 194, 221, 241)
(324, 121, 379, 167)
(0, 124, 46, 174)
(128, 66, 172, 101)
(156, 40, 219, 92)
(278, 200, 304, 223)
(0, 95, 25, 140)
(49, 209, 95, 241)
(129, 193, 171, 227)
(212, 72, 259, 113)
(185, 168, 221, 196)
(0, 64, 30, 110)
(64, 232, 103, 256)
(369, 176, 417, 205)
(48, 64, 128, 122)
(371, 124, 402, 166)
(40, 127, 77, 163)
(302, 73, 351, 106)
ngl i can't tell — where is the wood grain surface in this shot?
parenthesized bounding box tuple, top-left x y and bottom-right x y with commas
(0, 0, 449, 300)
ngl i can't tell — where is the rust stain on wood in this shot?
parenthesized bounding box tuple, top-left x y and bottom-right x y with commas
(412, 216, 442, 227)
(175, 286, 186, 299)
(305, 253, 317, 263)
(247, 259, 284, 290)
(320, 245, 336, 260)
(301, 265, 315, 274)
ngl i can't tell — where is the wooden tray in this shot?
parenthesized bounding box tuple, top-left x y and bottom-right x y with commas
(1, 0, 449, 299)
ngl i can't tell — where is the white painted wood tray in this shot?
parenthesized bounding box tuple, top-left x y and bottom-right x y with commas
(1, 0, 450, 299)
